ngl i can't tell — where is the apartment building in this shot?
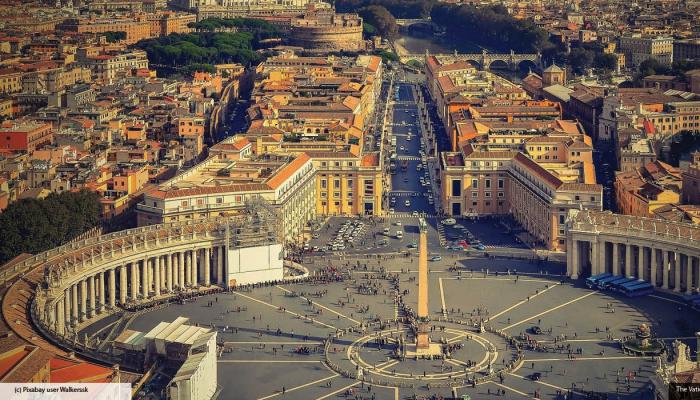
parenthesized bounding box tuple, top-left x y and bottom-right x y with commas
(136, 150, 316, 241)
(619, 35, 674, 68)
(440, 127, 601, 251)
(0, 120, 54, 153)
(615, 161, 682, 218)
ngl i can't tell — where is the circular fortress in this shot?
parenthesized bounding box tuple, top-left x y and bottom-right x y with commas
(290, 9, 365, 52)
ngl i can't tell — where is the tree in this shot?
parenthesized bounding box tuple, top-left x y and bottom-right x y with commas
(593, 53, 617, 71)
(0, 191, 101, 265)
(567, 48, 594, 74)
(358, 5, 398, 40)
(363, 22, 377, 36)
(103, 31, 127, 43)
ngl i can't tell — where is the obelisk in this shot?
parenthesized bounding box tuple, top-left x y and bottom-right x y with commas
(416, 217, 430, 349)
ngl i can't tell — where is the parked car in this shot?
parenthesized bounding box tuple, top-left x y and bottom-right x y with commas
(442, 218, 456, 226)
(429, 255, 442, 261)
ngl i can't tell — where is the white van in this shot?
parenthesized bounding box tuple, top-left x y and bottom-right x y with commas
(396, 231, 404, 239)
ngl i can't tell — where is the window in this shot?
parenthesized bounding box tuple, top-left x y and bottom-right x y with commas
(334, 201, 340, 206)
(498, 192, 504, 198)
(471, 179, 478, 189)
(181, 200, 188, 207)
(485, 192, 491, 198)
(334, 179, 340, 189)
(498, 179, 504, 189)
(575, 195, 580, 201)
(472, 192, 478, 197)
(452, 179, 462, 196)
(216, 198, 223, 204)
(321, 179, 327, 189)
(197, 199, 204, 206)
(364, 179, 374, 195)
(321, 192, 327, 198)
(485, 201, 491, 206)
(347, 180, 353, 188)
(485, 179, 491, 189)
(559, 215, 565, 224)
(334, 192, 340, 198)
(590, 196, 596, 201)
(472, 202, 477, 206)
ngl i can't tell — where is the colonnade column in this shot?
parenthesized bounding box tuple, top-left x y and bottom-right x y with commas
(217, 246, 224, 285)
(79, 279, 87, 322)
(71, 284, 78, 325)
(184, 251, 191, 286)
(612, 243, 620, 276)
(190, 250, 197, 286)
(56, 298, 65, 336)
(64, 288, 71, 330)
(688, 256, 694, 293)
(166, 254, 173, 292)
(625, 244, 633, 278)
(154, 256, 161, 296)
(650, 248, 657, 287)
(120, 265, 127, 305)
(590, 240, 599, 276)
(695, 256, 700, 294)
(675, 253, 682, 292)
(204, 248, 211, 286)
(99, 272, 106, 313)
(87, 276, 94, 319)
(637, 246, 644, 280)
(131, 262, 139, 300)
(109, 268, 116, 309)
(141, 258, 149, 298)
(179, 251, 185, 289)
(571, 240, 580, 279)
(662, 251, 670, 289)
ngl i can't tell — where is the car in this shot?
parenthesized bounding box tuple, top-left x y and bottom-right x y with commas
(383, 228, 390, 235)
(530, 326, 543, 335)
(396, 231, 404, 239)
(528, 372, 542, 381)
(312, 246, 319, 252)
(442, 218, 456, 226)
(453, 224, 464, 229)
(474, 244, 486, 251)
(312, 233, 320, 239)
(449, 245, 465, 251)
(417, 165, 422, 171)
(405, 200, 411, 206)
(407, 242, 418, 249)
(400, 146, 405, 151)
(303, 243, 310, 250)
(394, 221, 402, 226)
(412, 211, 419, 216)
(389, 208, 395, 214)
(407, 136, 412, 141)
(429, 256, 442, 261)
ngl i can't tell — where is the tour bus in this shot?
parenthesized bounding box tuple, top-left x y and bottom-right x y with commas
(391, 136, 397, 147)
(603, 276, 634, 290)
(594, 274, 623, 289)
(585, 272, 612, 289)
(389, 162, 397, 174)
(621, 282, 655, 297)
(609, 277, 638, 292)
(616, 279, 645, 293)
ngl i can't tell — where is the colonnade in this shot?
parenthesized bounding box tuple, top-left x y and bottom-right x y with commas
(566, 210, 700, 295)
(47, 245, 228, 337)
(568, 239, 700, 294)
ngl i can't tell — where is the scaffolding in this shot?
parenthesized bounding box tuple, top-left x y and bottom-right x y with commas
(226, 197, 283, 249)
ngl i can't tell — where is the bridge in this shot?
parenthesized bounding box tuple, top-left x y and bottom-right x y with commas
(395, 18, 431, 27)
(398, 49, 542, 71)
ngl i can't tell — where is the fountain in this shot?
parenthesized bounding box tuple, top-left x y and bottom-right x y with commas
(622, 323, 665, 356)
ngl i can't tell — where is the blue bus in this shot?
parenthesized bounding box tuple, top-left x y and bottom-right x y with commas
(586, 273, 611, 289)
(621, 282, 655, 297)
(610, 278, 638, 292)
(601, 276, 631, 290)
(595, 275, 623, 289)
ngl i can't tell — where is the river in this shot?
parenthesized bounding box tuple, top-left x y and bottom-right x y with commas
(395, 34, 482, 55)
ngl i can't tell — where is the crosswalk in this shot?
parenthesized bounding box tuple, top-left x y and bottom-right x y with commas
(388, 191, 423, 197)
(384, 212, 436, 219)
(436, 221, 447, 246)
(396, 155, 420, 161)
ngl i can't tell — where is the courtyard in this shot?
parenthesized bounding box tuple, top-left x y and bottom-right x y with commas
(121, 254, 699, 400)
